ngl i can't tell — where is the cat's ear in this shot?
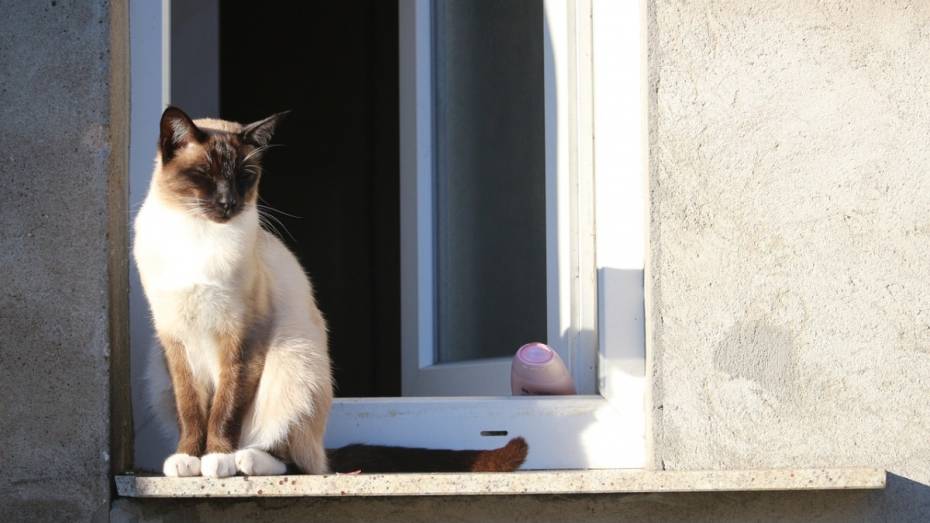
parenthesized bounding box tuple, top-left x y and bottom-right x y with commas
(241, 110, 290, 147)
(159, 106, 205, 162)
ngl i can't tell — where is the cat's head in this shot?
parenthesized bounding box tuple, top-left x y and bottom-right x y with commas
(155, 106, 287, 223)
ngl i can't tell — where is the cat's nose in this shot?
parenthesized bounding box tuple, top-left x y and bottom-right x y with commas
(218, 196, 237, 215)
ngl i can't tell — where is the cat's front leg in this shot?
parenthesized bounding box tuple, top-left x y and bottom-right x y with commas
(159, 335, 207, 477)
(202, 333, 263, 478)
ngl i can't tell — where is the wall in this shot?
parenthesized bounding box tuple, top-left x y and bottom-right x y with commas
(0, 0, 128, 521)
(647, 0, 930, 519)
(108, 488, 891, 523)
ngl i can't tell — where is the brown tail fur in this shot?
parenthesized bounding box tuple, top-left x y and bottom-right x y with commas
(326, 437, 528, 473)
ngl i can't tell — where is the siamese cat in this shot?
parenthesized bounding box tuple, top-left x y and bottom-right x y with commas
(134, 107, 527, 477)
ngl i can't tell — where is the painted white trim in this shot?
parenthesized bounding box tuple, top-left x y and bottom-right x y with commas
(592, 0, 648, 408)
(407, 358, 513, 396)
(592, 0, 647, 273)
(399, 0, 437, 393)
(326, 396, 642, 470)
(129, 0, 174, 471)
(545, 0, 599, 395)
(544, 0, 573, 390)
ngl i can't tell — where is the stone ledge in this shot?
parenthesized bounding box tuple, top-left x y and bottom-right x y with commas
(115, 468, 885, 498)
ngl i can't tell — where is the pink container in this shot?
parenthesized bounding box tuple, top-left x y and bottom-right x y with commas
(511, 342, 576, 395)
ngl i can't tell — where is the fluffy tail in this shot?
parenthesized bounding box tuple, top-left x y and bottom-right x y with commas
(326, 437, 528, 473)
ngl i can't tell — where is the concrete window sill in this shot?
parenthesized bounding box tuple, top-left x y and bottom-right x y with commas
(115, 468, 885, 498)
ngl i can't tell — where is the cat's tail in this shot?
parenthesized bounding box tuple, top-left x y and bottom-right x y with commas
(326, 437, 528, 473)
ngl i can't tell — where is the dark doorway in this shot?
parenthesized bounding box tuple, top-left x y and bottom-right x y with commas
(219, 2, 400, 397)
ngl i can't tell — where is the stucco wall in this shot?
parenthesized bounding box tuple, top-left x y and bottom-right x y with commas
(649, 0, 930, 482)
(647, 0, 930, 519)
(109, 489, 887, 523)
(0, 0, 128, 520)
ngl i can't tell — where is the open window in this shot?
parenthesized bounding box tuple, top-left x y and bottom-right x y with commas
(129, 0, 645, 472)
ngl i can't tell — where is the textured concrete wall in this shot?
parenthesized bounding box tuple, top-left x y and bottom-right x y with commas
(0, 0, 128, 521)
(647, 0, 930, 520)
(110, 488, 887, 523)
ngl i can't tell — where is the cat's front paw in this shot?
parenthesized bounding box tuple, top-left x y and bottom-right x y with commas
(163, 453, 201, 477)
(201, 452, 237, 478)
(235, 448, 287, 476)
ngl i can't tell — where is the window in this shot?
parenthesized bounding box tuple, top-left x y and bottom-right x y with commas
(129, 0, 645, 471)
(402, 0, 555, 396)
(407, 0, 549, 395)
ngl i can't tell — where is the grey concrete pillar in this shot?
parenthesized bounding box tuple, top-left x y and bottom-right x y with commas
(0, 0, 130, 520)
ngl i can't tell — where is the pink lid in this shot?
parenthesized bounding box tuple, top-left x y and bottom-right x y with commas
(516, 342, 554, 365)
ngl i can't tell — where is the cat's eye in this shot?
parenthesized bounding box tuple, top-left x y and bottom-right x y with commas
(238, 167, 259, 183)
(237, 170, 258, 193)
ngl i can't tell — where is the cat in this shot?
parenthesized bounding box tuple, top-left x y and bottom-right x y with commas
(134, 106, 527, 477)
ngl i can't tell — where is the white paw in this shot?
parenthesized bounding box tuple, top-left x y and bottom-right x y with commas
(235, 448, 287, 476)
(163, 453, 201, 477)
(201, 452, 237, 478)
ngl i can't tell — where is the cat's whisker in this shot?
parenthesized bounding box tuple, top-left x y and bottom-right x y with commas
(242, 165, 262, 178)
(258, 196, 303, 219)
(242, 143, 284, 164)
(257, 204, 302, 220)
(258, 209, 297, 243)
(258, 214, 285, 241)
(175, 200, 204, 218)
(242, 146, 268, 164)
(258, 211, 288, 241)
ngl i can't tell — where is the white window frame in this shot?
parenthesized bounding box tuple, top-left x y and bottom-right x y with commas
(399, 0, 598, 397)
(129, 0, 646, 471)
(328, 0, 646, 470)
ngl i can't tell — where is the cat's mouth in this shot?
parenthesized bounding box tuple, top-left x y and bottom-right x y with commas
(204, 207, 240, 223)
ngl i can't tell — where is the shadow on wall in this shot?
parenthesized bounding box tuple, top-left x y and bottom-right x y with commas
(713, 321, 799, 402)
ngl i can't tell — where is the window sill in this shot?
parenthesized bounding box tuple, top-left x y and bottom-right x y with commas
(115, 468, 885, 498)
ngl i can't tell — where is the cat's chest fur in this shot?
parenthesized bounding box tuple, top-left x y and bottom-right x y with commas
(134, 197, 259, 383)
